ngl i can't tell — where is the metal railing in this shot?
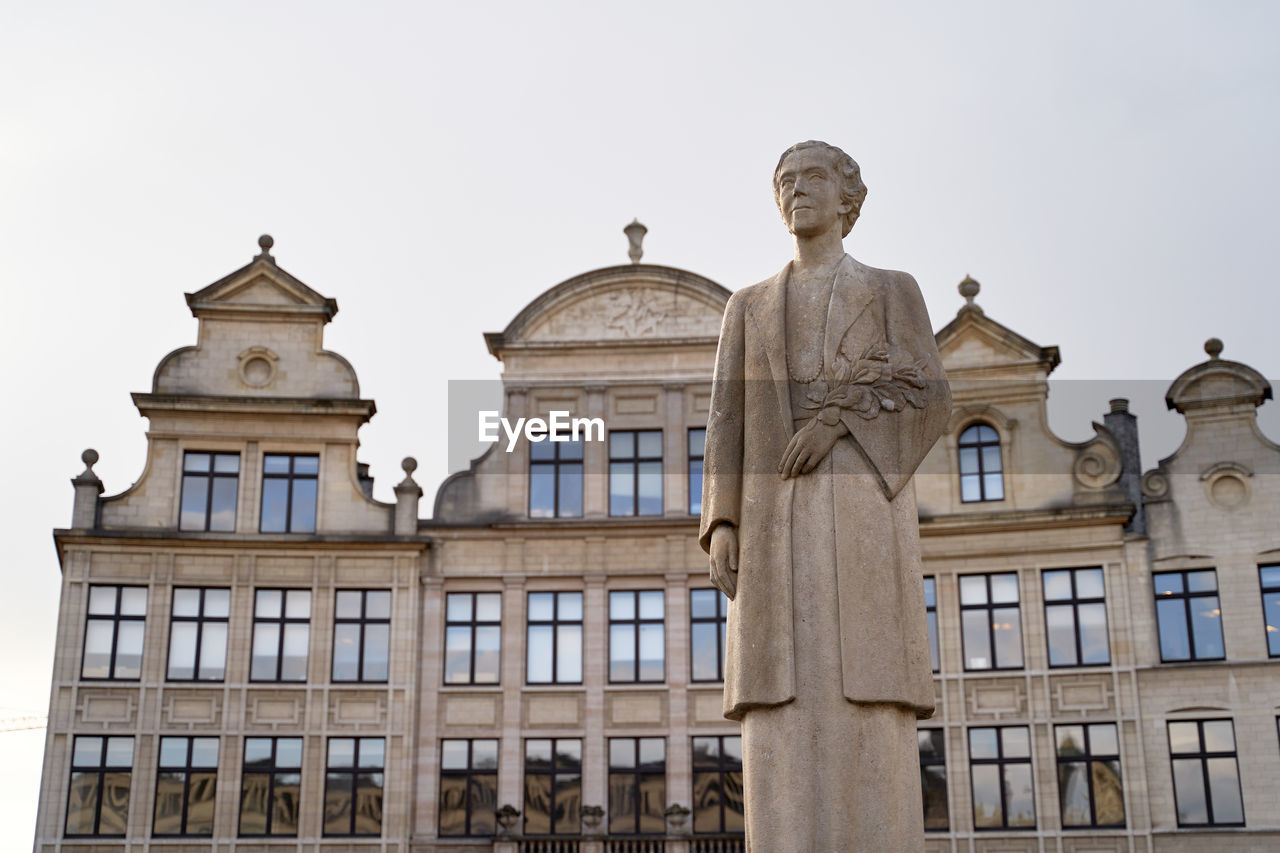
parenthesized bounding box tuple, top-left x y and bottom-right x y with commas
(518, 840, 582, 853)
(604, 839, 667, 853)
(690, 837, 745, 853)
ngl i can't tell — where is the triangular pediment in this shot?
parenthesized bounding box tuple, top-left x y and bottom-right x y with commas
(936, 306, 1059, 375)
(185, 251, 337, 321)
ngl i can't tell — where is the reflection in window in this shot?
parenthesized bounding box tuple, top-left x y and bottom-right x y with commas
(179, 452, 240, 531)
(260, 453, 319, 533)
(529, 437, 583, 518)
(439, 739, 498, 837)
(239, 737, 302, 837)
(1044, 568, 1110, 667)
(167, 588, 229, 681)
(332, 590, 391, 682)
(609, 590, 665, 683)
(251, 589, 311, 682)
(526, 592, 583, 684)
(81, 585, 146, 680)
(918, 729, 948, 831)
(609, 738, 666, 835)
(688, 428, 706, 515)
(444, 592, 502, 685)
(690, 589, 729, 682)
(1055, 723, 1124, 827)
(153, 736, 218, 836)
(969, 726, 1035, 830)
(959, 573, 1023, 671)
(958, 423, 1003, 502)
(1168, 719, 1244, 827)
(65, 736, 133, 837)
(692, 735, 744, 835)
(1261, 564, 1280, 656)
(924, 577, 940, 672)
(323, 737, 384, 837)
(524, 738, 582, 835)
(1153, 570, 1225, 662)
(610, 430, 663, 516)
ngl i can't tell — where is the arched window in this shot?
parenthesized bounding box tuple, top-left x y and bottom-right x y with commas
(959, 423, 1004, 502)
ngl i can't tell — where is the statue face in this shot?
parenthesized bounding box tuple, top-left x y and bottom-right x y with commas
(776, 148, 850, 238)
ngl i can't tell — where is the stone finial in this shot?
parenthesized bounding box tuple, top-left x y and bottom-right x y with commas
(1109, 398, 1130, 414)
(624, 219, 648, 264)
(400, 457, 418, 478)
(256, 234, 275, 261)
(958, 274, 980, 307)
(1204, 337, 1223, 359)
(71, 448, 104, 529)
(394, 456, 422, 536)
(79, 448, 100, 478)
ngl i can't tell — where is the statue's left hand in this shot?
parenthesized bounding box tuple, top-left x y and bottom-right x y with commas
(779, 418, 847, 478)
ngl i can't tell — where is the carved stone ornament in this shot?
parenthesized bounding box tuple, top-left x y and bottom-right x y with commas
(237, 346, 279, 388)
(1201, 461, 1252, 511)
(1072, 424, 1123, 490)
(1141, 468, 1171, 501)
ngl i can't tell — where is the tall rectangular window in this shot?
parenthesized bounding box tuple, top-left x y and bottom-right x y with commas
(439, 739, 498, 837)
(1055, 723, 1124, 828)
(524, 738, 582, 835)
(1168, 719, 1244, 827)
(691, 735, 744, 835)
(239, 737, 302, 837)
(444, 592, 502, 684)
(332, 589, 391, 682)
(179, 451, 239, 531)
(609, 738, 666, 835)
(610, 430, 663, 516)
(959, 573, 1023, 670)
(688, 428, 706, 515)
(924, 577, 940, 673)
(969, 726, 1035, 830)
(65, 736, 133, 837)
(526, 592, 582, 684)
(251, 589, 311, 682)
(324, 737, 385, 837)
(1260, 564, 1280, 656)
(529, 437, 583, 518)
(82, 585, 146, 680)
(153, 736, 218, 837)
(167, 587, 229, 681)
(1044, 567, 1110, 667)
(260, 453, 319, 533)
(918, 729, 948, 831)
(1154, 570, 1225, 662)
(690, 589, 729, 682)
(609, 590, 665, 683)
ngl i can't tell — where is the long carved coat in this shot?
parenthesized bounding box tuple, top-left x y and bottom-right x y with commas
(699, 254, 951, 720)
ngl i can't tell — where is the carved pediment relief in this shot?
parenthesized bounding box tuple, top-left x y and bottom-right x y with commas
(219, 274, 308, 306)
(524, 284, 724, 342)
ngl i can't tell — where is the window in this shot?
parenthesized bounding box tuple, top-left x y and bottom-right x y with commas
(609, 738, 666, 835)
(959, 573, 1023, 670)
(924, 577, 940, 673)
(690, 589, 729, 682)
(689, 427, 706, 515)
(1168, 719, 1244, 827)
(444, 592, 502, 684)
(1260, 564, 1280, 656)
(691, 735, 744, 834)
(1044, 568, 1110, 667)
(439, 739, 498, 837)
(153, 736, 218, 836)
(65, 736, 132, 837)
(969, 726, 1035, 829)
(333, 589, 391, 682)
(167, 587, 229, 681)
(526, 592, 582, 684)
(609, 590, 665, 683)
(240, 737, 302, 837)
(82, 585, 146, 680)
(610, 430, 663, 516)
(529, 436, 583, 518)
(251, 589, 311, 682)
(1154, 570, 1225, 662)
(260, 453, 318, 533)
(958, 423, 1003, 502)
(524, 738, 582, 835)
(179, 451, 239, 531)
(918, 729, 948, 831)
(324, 737, 385, 837)
(1055, 723, 1124, 828)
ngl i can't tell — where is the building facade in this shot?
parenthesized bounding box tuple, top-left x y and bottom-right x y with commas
(35, 236, 1280, 852)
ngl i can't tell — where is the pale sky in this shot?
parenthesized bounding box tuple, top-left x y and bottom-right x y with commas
(2, 1, 1278, 844)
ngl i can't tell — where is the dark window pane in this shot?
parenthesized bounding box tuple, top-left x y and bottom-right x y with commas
(1190, 596, 1224, 658)
(1043, 570, 1073, 601)
(332, 624, 361, 680)
(180, 475, 209, 530)
(274, 772, 300, 834)
(438, 776, 466, 836)
(558, 464, 583, 517)
(474, 625, 500, 683)
(1004, 764, 1035, 827)
(324, 772, 353, 834)
(962, 610, 991, 669)
(362, 623, 390, 680)
(1172, 758, 1208, 824)
(66, 772, 100, 834)
(186, 771, 217, 835)
(260, 479, 289, 532)
(691, 622, 720, 681)
(1157, 599, 1190, 660)
(239, 773, 269, 835)
(610, 463, 634, 515)
(117, 621, 144, 677)
(529, 466, 555, 518)
(1206, 757, 1243, 823)
(263, 454, 291, 474)
(209, 476, 238, 531)
(1076, 568, 1105, 598)
(1046, 604, 1077, 666)
(290, 479, 317, 533)
(1154, 572, 1183, 595)
(470, 774, 498, 834)
(993, 605, 1021, 667)
(922, 765, 948, 830)
(1058, 761, 1091, 826)
(1092, 759, 1125, 825)
(1265, 592, 1280, 655)
(524, 773, 551, 835)
(98, 772, 131, 835)
(1078, 602, 1110, 664)
(971, 764, 1003, 828)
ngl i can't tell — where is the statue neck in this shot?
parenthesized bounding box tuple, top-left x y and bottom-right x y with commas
(792, 226, 845, 272)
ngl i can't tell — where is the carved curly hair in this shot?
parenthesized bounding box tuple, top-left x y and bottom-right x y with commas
(772, 140, 868, 237)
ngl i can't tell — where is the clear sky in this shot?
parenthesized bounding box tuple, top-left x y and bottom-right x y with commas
(2, 0, 1278, 843)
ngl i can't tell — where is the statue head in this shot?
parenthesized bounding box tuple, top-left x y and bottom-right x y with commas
(772, 141, 867, 238)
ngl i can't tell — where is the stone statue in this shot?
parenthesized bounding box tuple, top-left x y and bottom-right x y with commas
(699, 140, 951, 851)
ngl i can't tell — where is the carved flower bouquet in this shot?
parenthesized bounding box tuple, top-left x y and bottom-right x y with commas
(802, 340, 930, 424)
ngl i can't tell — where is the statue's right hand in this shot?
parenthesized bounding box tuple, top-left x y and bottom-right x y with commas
(709, 524, 739, 600)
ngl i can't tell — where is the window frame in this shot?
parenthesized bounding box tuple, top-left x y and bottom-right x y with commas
(152, 736, 219, 837)
(608, 737, 667, 836)
(523, 737, 583, 836)
(1042, 567, 1111, 668)
(238, 736, 303, 838)
(525, 591, 583, 685)
(924, 576, 940, 673)
(322, 737, 385, 838)
(690, 588, 729, 683)
(958, 422, 1004, 503)
(250, 588, 312, 683)
(331, 589, 392, 683)
(1153, 569, 1226, 663)
(178, 450, 240, 532)
(1054, 722, 1125, 829)
(1260, 564, 1280, 657)
(65, 735, 133, 838)
(1167, 718, 1245, 828)
(166, 587, 230, 682)
(528, 435, 584, 519)
(608, 590, 666, 684)
(609, 429, 664, 517)
(968, 725, 1036, 831)
(438, 739, 499, 838)
(691, 734, 744, 836)
(444, 591, 503, 686)
(688, 427, 706, 515)
(918, 728, 949, 832)
(81, 584, 147, 682)
(959, 572, 1024, 672)
(259, 452, 319, 533)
